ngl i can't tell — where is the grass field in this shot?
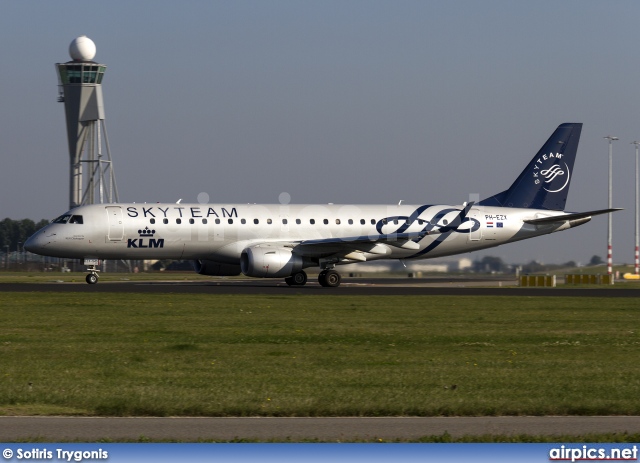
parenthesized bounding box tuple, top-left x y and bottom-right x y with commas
(1, 291, 639, 418)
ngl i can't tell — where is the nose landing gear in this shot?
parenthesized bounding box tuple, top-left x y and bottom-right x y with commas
(85, 271, 99, 285)
(82, 259, 101, 285)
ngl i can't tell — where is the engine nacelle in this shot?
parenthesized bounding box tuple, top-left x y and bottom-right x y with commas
(193, 259, 242, 276)
(240, 245, 304, 278)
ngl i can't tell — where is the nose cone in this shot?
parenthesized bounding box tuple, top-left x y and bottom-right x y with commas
(24, 228, 54, 255)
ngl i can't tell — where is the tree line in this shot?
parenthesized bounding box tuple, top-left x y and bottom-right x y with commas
(473, 255, 604, 274)
(0, 218, 49, 252)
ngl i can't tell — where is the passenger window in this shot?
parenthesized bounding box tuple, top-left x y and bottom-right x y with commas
(254, 219, 259, 224)
(241, 218, 246, 224)
(382, 218, 388, 225)
(443, 220, 448, 225)
(228, 219, 233, 224)
(360, 219, 365, 225)
(215, 219, 221, 224)
(189, 218, 195, 224)
(348, 219, 353, 225)
(267, 219, 272, 224)
(283, 218, 288, 225)
(296, 219, 301, 224)
(323, 219, 328, 225)
(176, 218, 182, 224)
(335, 219, 341, 225)
(202, 219, 208, 224)
(163, 218, 168, 224)
(149, 218, 155, 225)
(371, 219, 375, 225)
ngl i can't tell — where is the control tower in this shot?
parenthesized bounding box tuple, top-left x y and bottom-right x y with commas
(55, 36, 119, 209)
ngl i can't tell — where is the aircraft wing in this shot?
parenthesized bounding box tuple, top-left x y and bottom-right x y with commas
(287, 201, 474, 259)
(523, 208, 623, 225)
(290, 230, 441, 258)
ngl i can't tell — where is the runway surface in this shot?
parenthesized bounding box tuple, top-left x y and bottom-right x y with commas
(3, 416, 640, 441)
(1, 277, 640, 296)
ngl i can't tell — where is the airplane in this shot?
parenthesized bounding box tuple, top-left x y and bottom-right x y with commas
(25, 122, 621, 287)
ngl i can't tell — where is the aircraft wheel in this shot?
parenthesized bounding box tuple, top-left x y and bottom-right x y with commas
(285, 271, 307, 286)
(86, 273, 98, 285)
(319, 270, 341, 287)
(324, 270, 341, 287)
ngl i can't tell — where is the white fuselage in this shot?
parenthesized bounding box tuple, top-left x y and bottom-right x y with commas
(26, 202, 577, 265)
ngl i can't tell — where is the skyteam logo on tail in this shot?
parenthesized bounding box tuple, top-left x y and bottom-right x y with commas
(532, 152, 571, 193)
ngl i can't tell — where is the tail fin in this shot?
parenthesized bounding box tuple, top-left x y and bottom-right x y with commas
(478, 123, 582, 210)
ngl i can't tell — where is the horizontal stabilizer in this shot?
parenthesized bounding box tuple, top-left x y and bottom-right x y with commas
(523, 208, 623, 225)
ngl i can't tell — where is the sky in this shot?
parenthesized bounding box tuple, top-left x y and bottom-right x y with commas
(1, 1, 639, 265)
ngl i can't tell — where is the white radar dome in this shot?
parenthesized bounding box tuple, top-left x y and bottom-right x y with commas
(69, 36, 96, 61)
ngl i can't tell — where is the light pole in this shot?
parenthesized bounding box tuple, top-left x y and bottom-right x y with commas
(604, 136, 618, 277)
(633, 141, 640, 275)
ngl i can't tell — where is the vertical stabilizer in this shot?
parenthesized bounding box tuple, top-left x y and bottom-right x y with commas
(479, 123, 582, 210)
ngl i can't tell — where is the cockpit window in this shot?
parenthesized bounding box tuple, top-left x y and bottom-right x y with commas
(51, 214, 83, 224)
(52, 214, 72, 224)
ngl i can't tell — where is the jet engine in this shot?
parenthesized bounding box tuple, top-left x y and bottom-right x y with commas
(193, 259, 242, 276)
(240, 245, 304, 278)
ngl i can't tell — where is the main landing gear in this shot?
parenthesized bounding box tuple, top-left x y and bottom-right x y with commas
(285, 270, 308, 286)
(284, 269, 342, 287)
(318, 269, 341, 287)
